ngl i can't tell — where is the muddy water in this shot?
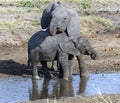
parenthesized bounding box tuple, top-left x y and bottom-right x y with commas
(0, 73, 120, 102)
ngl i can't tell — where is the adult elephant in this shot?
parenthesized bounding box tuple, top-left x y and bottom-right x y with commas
(28, 30, 98, 80)
(41, 1, 80, 37)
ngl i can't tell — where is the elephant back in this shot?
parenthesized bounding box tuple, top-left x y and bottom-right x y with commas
(28, 31, 49, 50)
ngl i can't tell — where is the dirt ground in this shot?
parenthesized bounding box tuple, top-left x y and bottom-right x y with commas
(0, 1, 120, 103)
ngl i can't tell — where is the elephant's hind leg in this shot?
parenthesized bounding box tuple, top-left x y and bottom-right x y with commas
(32, 62, 40, 80)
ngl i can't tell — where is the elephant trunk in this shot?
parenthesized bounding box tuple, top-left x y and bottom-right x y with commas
(89, 49, 99, 60)
(49, 19, 57, 36)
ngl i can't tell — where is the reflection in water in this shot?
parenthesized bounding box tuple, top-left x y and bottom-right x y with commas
(29, 79, 40, 101)
(79, 77, 88, 96)
(0, 73, 120, 102)
(29, 76, 88, 100)
(59, 80, 74, 97)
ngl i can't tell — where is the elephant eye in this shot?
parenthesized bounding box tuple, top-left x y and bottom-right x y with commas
(63, 17, 67, 20)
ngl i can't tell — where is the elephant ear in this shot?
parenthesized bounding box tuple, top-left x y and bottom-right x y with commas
(59, 39, 80, 56)
(67, 14, 80, 37)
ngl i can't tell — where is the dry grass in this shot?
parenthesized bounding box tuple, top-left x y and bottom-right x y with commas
(80, 15, 115, 36)
(90, 94, 120, 103)
(81, 15, 114, 28)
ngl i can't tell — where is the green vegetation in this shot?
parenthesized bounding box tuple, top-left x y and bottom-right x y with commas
(31, 20, 40, 26)
(80, 0, 91, 9)
(0, 0, 119, 10)
(60, 0, 91, 9)
(0, 0, 117, 10)
(16, 0, 43, 8)
(0, 0, 119, 5)
(0, 0, 49, 7)
(91, 0, 120, 3)
(16, 1, 37, 8)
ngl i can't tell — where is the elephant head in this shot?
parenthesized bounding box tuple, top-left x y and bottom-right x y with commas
(59, 36, 99, 60)
(49, 5, 80, 37)
(75, 37, 99, 60)
(41, 1, 61, 29)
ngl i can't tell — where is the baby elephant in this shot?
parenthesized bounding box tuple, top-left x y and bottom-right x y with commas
(28, 30, 98, 80)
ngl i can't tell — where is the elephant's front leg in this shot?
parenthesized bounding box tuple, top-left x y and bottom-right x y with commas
(58, 52, 69, 80)
(68, 55, 74, 80)
(76, 55, 89, 77)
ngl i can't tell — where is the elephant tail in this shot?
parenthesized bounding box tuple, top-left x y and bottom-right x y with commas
(27, 49, 31, 68)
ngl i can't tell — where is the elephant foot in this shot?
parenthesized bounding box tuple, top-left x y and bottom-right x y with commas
(44, 73, 54, 79)
(80, 71, 89, 77)
(63, 77, 69, 81)
(61, 78, 72, 81)
(62, 74, 72, 80)
(32, 76, 40, 80)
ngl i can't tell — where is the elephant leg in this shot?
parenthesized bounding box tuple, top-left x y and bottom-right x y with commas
(76, 55, 89, 77)
(59, 64, 63, 78)
(51, 61, 58, 71)
(40, 61, 53, 79)
(68, 55, 74, 80)
(58, 52, 69, 80)
(32, 62, 40, 80)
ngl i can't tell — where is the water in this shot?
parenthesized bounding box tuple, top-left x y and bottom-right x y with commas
(0, 73, 120, 102)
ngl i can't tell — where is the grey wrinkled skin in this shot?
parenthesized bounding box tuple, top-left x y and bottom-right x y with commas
(40, 1, 80, 37)
(28, 30, 98, 80)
